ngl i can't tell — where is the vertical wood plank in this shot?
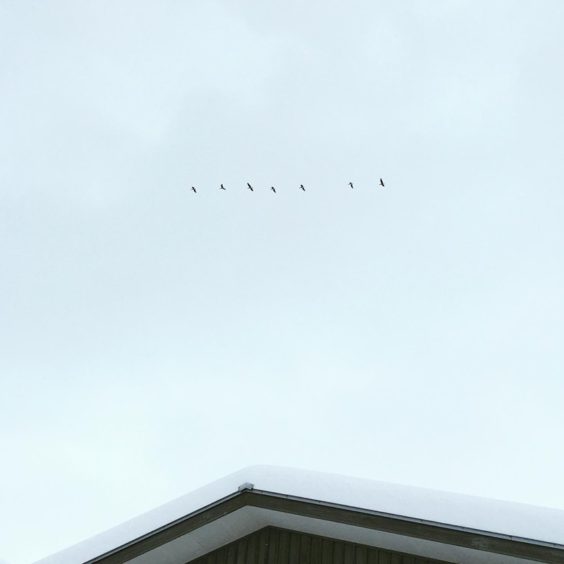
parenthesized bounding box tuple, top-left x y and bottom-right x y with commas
(355, 545, 368, 564)
(332, 540, 344, 564)
(310, 536, 322, 564)
(378, 550, 392, 564)
(236, 538, 247, 564)
(216, 547, 229, 564)
(343, 543, 354, 564)
(267, 527, 279, 564)
(227, 543, 237, 564)
(321, 538, 333, 564)
(258, 528, 269, 564)
(289, 532, 301, 563)
(390, 553, 402, 564)
(300, 533, 312, 563)
(367, 547, 379, 564)
(248, 533, 258, 564)
(277, 529, 290, 564)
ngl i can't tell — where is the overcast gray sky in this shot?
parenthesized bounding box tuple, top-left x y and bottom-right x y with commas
(1, 2, 564, 563)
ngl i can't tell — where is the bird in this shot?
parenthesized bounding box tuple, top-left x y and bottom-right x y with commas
(349, 182, 354, 189)
(220, 184, 226, 190)
(379, 178, 385, 187)
(271, 186, 276, 193)
(247, 182, 254, 192)
(191, 186, 197, 193)
(299, 184, 305, 191)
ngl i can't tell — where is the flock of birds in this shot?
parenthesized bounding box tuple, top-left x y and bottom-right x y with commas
(189, 179, 385, 194)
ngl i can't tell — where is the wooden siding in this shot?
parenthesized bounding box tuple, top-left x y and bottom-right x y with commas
(188, 527, 450, 564)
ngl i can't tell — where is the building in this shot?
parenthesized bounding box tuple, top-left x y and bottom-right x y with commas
(36, 466, 564, 563)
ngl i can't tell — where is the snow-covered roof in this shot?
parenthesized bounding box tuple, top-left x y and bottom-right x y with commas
(35, 465, 564, 564)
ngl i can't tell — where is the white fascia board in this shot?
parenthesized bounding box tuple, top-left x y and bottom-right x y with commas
(128, 506, 541, 564)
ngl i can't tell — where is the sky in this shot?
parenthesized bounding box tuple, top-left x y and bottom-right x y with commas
(1, 1, 563, 563)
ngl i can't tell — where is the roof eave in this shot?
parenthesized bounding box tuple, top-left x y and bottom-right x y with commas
(88, 489, 564, 564)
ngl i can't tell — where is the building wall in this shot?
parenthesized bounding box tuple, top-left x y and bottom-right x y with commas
(188, 526, 450, 564)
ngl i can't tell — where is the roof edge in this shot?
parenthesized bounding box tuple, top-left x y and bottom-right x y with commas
(90, 489, 564, 564)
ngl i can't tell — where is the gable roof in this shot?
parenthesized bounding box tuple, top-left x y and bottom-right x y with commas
(35, 466, 564, 564)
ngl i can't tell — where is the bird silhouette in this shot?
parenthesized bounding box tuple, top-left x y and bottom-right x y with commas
(191, 186, 197, 193)
(247, 182, 254, 191)
(300, 184, 306, 191)
(220, 184, 226, 190)
(349, 182, 354, 189)
(379, 178, 385, 187)
(271, 186, 276, 193)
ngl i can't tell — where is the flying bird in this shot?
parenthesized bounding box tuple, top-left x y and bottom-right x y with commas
(349, 182, 354, 189)
(220, 184, 226, 190)
(191, 186, 197, 193)
(299, 184, 305, 191)
(271, 186, 276, 193)
(379, 178, 385, 187)
(247, 182, 254, 191)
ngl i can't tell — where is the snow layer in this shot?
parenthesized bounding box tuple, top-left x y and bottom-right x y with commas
(35, 465, 564, 563)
